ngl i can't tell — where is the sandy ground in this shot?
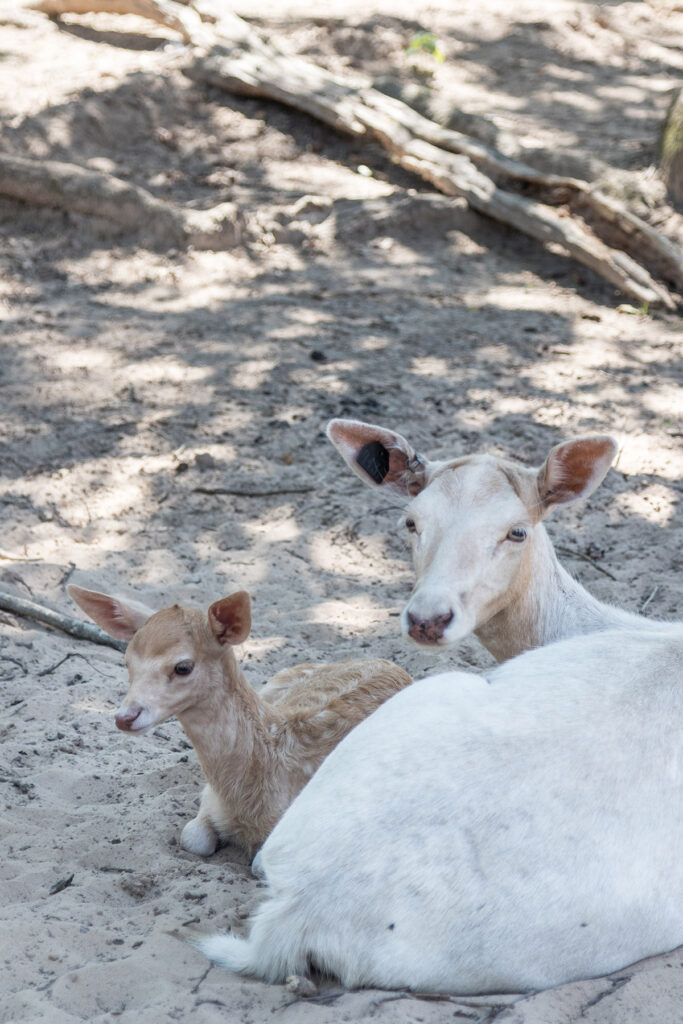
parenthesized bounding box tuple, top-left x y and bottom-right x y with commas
(1, 1, 682, 1021)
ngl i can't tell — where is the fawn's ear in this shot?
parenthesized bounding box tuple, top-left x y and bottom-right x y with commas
(68, 584, 154, 640)
(536, 436, 618, 514)
(326, 418, 430, 497)
(208, 591, 252, 646)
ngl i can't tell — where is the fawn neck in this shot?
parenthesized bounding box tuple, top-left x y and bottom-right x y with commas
(175, 650, 278, 792)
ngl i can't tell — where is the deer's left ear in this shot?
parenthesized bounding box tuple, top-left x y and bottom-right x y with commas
(536, 436, 618, 513)
(326, 418, 431, 497)
(208, 591, 252, 646)
(68, 585, 154, 641)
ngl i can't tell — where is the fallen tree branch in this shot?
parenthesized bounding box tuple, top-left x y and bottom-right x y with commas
(352, 106, 673, 307)
(0, 589, 127, 652)
(189, 27, 678, 307)
(0, 154, 242, 249)
(359, 89, 683, 296)
(23, 1, 682, 304)
(26, 0, 207, 43)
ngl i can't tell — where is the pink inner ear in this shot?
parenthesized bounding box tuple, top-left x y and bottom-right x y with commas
(68, 585, 149, 640)
(327, 418, 426, 497)
(209, 593, 251, 644)
(542, 437, 617, 505)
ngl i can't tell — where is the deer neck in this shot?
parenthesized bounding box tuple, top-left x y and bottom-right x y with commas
(475, 525, 642, 663)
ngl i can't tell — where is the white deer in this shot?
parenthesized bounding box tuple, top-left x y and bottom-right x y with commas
(193, 625, 683, 992)
(326, 419, 670, 661)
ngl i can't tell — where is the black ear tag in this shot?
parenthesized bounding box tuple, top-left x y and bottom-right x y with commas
(356, 441, 390, 484)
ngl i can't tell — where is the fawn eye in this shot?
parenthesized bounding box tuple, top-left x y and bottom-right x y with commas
(506, 526, 527, 543)
(174, 660, 194, 676)
(405, 518, 417, 534)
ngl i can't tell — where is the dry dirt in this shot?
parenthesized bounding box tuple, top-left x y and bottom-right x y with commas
(1, 2, 682, 1022)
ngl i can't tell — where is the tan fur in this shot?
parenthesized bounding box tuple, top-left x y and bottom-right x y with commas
(120, 604, 412, 856)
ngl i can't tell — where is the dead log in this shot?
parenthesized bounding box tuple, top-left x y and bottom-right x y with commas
(0, 590, 126, 652)
(0, 154, 242, 249)
(26, 0, 207, 43)
(353, 104, 673, 306)
(186, 15, 679, 307)
(22, 1, 683, 305)
(358, 89, 683, 297)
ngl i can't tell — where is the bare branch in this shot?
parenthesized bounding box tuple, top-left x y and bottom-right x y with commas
(26, 0, 206, 43)
(0, 589, 127, 652)
(187, 19, 678, 307)
(0, 154, 242, 250)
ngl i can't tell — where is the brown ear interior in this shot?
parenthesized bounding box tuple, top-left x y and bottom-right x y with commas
(538, 436, 618, 508)
(208, 591, 252, 645)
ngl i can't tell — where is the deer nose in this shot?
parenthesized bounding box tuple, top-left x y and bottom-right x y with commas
(115, 704, 143, 731)
(406, 610, 454, 645)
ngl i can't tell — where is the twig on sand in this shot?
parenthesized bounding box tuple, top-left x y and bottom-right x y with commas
(37, 651, 113, 677)
(0, 655, 28, 676)
(555, 546, 617, 582)
(0, 548, 41, 562)
(640, 585, 659, 613)
(0, 590, 127, 652)
(192, 485, 314, 497)
(48, 873, 74, 895)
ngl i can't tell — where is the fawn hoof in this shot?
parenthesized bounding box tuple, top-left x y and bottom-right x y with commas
(181, 817, 219, 857)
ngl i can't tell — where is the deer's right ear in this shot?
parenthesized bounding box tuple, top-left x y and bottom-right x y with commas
(68, 585, 154, 641)
(326, 419, 429, 497)
(536, 436, 619, 514)
(209, 591, 252, 646)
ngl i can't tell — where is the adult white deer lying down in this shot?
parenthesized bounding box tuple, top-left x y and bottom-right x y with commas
(193, 627, 683, 992)
(68, 584, 411, 856)
(327, 418, 669, 661)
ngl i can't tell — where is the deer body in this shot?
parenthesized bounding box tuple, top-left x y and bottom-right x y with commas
(327, 420, 670, 661)
(195, 627, 683, 991)
(69, 586, 411, 856)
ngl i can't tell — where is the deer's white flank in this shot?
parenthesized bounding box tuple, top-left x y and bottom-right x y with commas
(327, 418, 669, 661)
(194, 626, 683, 992)
(68, 584, 411, 856)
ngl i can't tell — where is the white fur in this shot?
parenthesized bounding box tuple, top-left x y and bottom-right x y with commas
(195, 628, 683, 992)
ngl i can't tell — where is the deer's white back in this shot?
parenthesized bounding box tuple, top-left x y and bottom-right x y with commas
(247, 629, 682, 992)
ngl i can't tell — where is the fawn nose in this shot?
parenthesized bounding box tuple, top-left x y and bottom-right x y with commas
(115, 704, 143, 731)
(406, 610, 454, 645)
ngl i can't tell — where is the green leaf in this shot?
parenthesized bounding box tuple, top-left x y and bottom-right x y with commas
(407, 32, 445, 62)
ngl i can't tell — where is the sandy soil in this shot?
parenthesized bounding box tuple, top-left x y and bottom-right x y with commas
(0, 2, 682, 1021)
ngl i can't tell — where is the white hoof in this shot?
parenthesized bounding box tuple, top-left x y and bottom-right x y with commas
(180, 817, 219, 856)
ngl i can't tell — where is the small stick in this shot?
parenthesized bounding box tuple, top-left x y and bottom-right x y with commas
(640, 585, 659, 613)
(48, 874, 74, 896)
(0, 590, 126, 652)
(192, 485, 314, 497)
(555, 546, 617, 582)
(0, 548, 41, 562)
(37, 651, 113, 677)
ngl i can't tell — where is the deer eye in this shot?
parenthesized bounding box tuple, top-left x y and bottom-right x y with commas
(173, 660, 194, 676)
(405, 517, 418, 534)
(506, 526, 527, 543)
